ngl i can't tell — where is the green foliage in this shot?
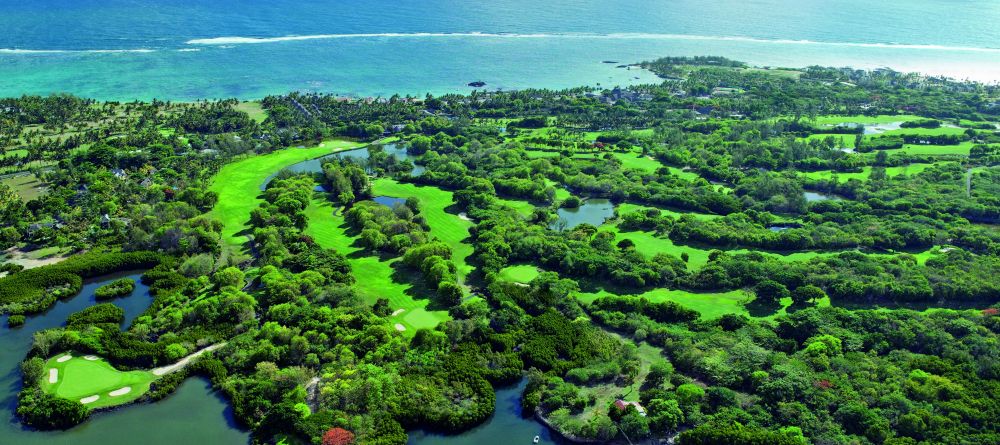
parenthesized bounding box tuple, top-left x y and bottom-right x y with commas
(66, 303, 124, 327)
(0, 250, 162, 315)
(94, 278, 135, 300)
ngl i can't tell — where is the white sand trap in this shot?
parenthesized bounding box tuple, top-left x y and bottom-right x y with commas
(56, 354, 72, 363)
(457, 212, 472, 221)
(394, 323, 406, 331)
(83, 355, 99, 361)
(109, 387, 132, 397)
(48, 368, 58, 383)
(80, 395, 99, 404)
(391, 309, 405, 316)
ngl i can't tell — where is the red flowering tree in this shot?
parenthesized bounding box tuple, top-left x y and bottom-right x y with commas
(322, 427, 355, 445)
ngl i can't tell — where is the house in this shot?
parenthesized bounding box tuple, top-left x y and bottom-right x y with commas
(100, 214, 112, 228)
(111, 168, 127, 179)
(613, 400, 647, 417)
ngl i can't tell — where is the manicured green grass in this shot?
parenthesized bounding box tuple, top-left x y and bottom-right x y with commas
(498, 265, 540, 283)
(616, 203, 720, 221)
(897, 142, 973, 156)
(1, 173, 47, 200)
(809, 114, 923, 125)
(208, 140, 364, 248)
(798, 162, 947, 182)
(42, 355, 155, 409)
(304, 197, 450, 334)
(578, 287, 751, 320)
(372, 179, 474, 278)
(496, 196, 538, 217)
(876, 126, 967, 137)
(235, 101, 268, 123)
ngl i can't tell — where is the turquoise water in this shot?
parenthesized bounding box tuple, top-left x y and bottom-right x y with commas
(2, 1, 1000, 101)
(0, 272, 250, 444)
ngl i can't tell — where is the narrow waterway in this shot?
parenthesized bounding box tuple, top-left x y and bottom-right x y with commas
(409, 378, 569, 445)
(0, 272, 249, 445)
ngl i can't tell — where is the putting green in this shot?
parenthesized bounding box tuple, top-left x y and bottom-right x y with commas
(42, 355, 155, 409)
(498, 265, 540, 284)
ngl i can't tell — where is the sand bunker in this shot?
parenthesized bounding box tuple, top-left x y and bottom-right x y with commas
(458, 212, 472, 221)
(48, 368, 58, 383)
(109, 387, 132, 397)
(391, 309, 405, 316)
(394, 323, 406, 331)
(80, 395, 99, 404)
(56, 354, 72, 363)
(83, 355, 99, 360)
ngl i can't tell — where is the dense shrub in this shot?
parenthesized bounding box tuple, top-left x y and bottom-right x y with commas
(94, 278, 135, 300)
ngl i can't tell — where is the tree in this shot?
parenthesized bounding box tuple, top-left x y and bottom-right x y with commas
(322, 427, 355, 445)
(791, 284, 825, 304)
(647, 398, 684, 432)
(754, 279, 789, 303)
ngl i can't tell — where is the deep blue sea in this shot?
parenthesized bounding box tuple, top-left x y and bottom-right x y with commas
(1, 0, 999, 100)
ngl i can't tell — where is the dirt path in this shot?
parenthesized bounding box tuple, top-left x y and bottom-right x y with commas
(2, 247, 70, 270)
(151, 343, 226, 376)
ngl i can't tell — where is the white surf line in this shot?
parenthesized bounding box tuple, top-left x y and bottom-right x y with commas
(108, 387, 132, 397)
(56, 354, 73, 363)
(48, 368, 58, 383)
(394, 323, 406, 331)
(83, 355, 99, 361)
(80, 395, 99, 404)
(150, 343, 226, 376)
(183, 32, 1000, 53)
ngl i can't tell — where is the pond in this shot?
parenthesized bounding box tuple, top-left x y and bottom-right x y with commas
(409, 378, 568, 445)
(260, 143, 423, 190)
(373, 196, 407, 208)
(551, 198, 615, 231)
(831, 121, 905, 135)
(0, 272, 249, 445)
(804, 191, 841, 202)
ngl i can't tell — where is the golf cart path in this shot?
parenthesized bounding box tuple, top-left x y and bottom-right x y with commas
(151, 343, 226, 376)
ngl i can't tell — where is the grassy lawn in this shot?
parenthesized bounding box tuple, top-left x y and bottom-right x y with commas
(897, 142, 973, 156)
(372, 179, 474, 278)
(1, 173, 47, 200)
(304, 196, 450, 334)
(808, 114, 923, 125)
(498, 265, 540, 283)
(496, 196, 537, 217)
(42, 354, 155, 409)
(798, 162, 947, 182)
(617, 202, 720, 221)
(578, 287, 751, 320)
(235, 101, 268, 123)
(208, 140, 364, 248)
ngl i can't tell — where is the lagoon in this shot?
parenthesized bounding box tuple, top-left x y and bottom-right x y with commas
(4, 1, 1000, 101)
(0, 272, 249, 445)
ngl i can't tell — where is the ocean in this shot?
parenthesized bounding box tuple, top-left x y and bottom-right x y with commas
(1, 0, 999, 100)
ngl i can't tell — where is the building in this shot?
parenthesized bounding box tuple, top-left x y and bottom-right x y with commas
(613, 399, 647, 417)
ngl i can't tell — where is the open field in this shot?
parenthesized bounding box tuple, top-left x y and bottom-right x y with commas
(808, 114, 923, 125)
(897, 142, 973, 156)
(1, 173, 47, 200)
(798, 162, 948, 181)
(304, 197, 450, 333)
(42, 354, 155, 409)
(234, 101, 268, 123)
(208, 140, 364, 248)
(577, 287, 752, 320)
